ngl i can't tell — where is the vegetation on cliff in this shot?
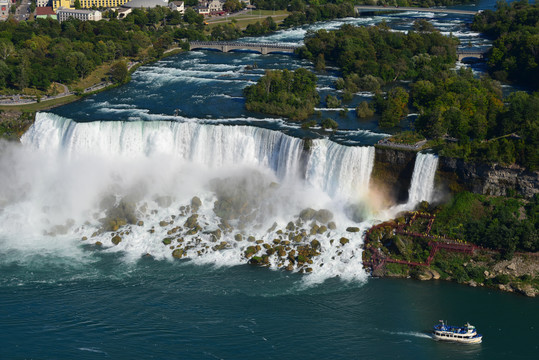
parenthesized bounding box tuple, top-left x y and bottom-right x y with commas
(243, 68, 319, 120)
(472, 1, 539, 89)
(364, 201, 539, 297)
(432, 192, 539, 256)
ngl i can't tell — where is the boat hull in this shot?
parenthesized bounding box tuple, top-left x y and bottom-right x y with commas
(433, 333, 482, 344)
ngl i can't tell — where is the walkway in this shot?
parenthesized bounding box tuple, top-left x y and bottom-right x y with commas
(354, 5, 478, 16)
(189, 41, 300, 55)
(363, 212, 479, 271)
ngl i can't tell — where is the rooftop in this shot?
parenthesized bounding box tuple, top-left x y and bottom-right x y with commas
(36, 6, 56, 16)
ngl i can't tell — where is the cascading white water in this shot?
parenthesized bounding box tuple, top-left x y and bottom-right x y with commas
(22, 113, 376, 198)
(7, 112, 380, 283)
(407, 153, 439, 206)
(306, 140, 375, 200)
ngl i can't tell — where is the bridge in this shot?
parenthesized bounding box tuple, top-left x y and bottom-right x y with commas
(456, 48, 489, 61)
(189, 41, 300, 55)
(354, 5, 479, 16)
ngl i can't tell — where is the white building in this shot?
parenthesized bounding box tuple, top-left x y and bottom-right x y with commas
(198, 0, 223, 13)
(57, 8, 102, 22)
(36, 0, 51, 7)
(168, 1, 184, 14)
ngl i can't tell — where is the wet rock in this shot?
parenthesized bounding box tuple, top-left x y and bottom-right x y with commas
(213, 241, 229, 251)
(339, 237, 349, 245)
(244, 246, 258, 258)
(172, 249, 185, 259)
(285, 263, 294, 271)
(299, 208, 316, 221)
(184, 214, 199, 229)
(209, 229, 222, 241)
(310, 224, 319, 235)
(315, 209, 333, 224)
(256, 240, 264, 244)
(286, 222, 295, 231)
(235, 234, 243, 242)
(81, 236, 88, 241)
(346, 227, 360, 233)
(305, 267, 313, 273)
(162, 238, 173, 245)
(191, 196, 202, 212)
(328, 221, 336, 230)
(137, 221, 144, 226)
(293, 234, 303, 243)
(267, 222, 277, 233)
(317, 225, 327, 234)
(186, 225, 201, 235)
(95, 241, 102, 246)
(273, 239, 280, 245)
(266, 247, 275, 256)
(310, 239, 321, 250)
(111, 235, 122, 245)
(248, 236, 256, 242)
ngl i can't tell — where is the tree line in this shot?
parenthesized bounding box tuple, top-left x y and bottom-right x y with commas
(297, 16, 538, 170)
(472, 0, 539, 90)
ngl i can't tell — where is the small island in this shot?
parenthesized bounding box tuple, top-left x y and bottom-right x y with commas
(243, 68, 319, 121)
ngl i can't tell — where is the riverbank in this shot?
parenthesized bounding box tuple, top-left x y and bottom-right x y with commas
(363, 210, 539, 297)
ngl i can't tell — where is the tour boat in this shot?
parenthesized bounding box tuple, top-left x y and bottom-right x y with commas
(432, 321, 482, 344)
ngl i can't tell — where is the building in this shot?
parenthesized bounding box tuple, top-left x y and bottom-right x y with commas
(0, 0, 9, 21)
(205, 0, 223, 13)
(37, 0, 51, 7)
(121, 0, 168, 9)
(57, 8, 102, 22)
(53, 0, 131, 11)
(35, 6, 57, 19)
(168, 1, 184, 14)
(116, 7, 132, 19)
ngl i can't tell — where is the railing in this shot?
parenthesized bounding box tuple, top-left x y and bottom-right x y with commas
(190, 41, 301, 50)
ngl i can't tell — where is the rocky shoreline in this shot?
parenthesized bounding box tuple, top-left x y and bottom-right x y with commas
(362, 211, 539, 298)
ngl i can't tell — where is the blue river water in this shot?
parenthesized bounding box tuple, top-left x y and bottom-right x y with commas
(1, 1, 538, 359)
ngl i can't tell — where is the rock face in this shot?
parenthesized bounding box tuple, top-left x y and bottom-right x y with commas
(372, 147, 539, 201)
(371, 147, 417, 203)
(438, 157, 539, 199)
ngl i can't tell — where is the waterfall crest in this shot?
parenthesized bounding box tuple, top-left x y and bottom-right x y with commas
(22, 113, 376, 199)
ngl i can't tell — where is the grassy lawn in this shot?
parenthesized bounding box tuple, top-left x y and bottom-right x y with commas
(70, 63, 113, 92)
(206, 10, 290, 29)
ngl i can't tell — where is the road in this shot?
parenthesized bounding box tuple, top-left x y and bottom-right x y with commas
(14, 0, 31, 22)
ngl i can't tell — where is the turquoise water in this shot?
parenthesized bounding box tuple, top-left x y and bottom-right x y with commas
(1, 1, 538, 359)
(1, 255, 538, 359)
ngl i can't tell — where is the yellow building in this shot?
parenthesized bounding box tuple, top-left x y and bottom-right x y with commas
(52, 0, 72, 11)
(53, 0, 130, 11)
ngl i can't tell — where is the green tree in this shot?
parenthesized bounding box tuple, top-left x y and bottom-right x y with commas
(109, 60, 129, 83)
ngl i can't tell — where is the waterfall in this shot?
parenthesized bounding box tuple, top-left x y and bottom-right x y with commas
(22, 113, 376, 200)
(305, 140, 375, 199)
(407, 153, 439, 206)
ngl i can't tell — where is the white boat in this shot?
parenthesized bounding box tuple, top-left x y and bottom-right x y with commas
(432, 321, 483, 344)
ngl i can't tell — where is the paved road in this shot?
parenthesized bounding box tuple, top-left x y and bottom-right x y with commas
(15, 0, 31, 21)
